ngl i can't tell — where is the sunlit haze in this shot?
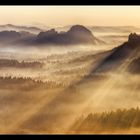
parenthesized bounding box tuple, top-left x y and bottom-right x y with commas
(0, 6, 140, 134)
(0, 6, 140, 27)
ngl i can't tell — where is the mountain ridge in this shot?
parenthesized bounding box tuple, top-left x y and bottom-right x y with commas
(90, 33, 140, 73)
(0, 25, 105, 46)
(0, 24, 43, 34)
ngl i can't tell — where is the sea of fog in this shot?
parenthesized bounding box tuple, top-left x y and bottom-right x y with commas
(0, 29, 132, 83)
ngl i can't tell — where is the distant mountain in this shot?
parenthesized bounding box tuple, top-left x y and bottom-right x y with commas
(0, 24, 43, 34)
(0, 30, 35, 45)
(17, 25, 105, 46)
(88, 26, 140, 33)
(55, 25, 140, 34)
(0, 31, 21, 44)
(0, 25, 106, 46)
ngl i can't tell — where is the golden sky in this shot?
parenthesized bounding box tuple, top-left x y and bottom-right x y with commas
(0, 6, 140, 27)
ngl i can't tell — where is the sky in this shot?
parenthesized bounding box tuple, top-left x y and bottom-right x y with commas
(0, 6, 140, 28)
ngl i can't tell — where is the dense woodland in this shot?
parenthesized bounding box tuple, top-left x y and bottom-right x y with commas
(0, 76, 66, 90)
(70, 107, 140, 133)
(0, 59, 44, 68)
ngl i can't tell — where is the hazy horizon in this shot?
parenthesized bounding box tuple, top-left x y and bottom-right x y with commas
(0, 6, 140, 28)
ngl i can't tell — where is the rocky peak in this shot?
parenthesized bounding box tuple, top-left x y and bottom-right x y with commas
(128, 33, 140, 44)
(37, 29, 57, 38)
(68, 25, 92, 35)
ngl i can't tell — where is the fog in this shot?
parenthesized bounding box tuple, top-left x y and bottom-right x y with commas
(0, 28, 140, 134)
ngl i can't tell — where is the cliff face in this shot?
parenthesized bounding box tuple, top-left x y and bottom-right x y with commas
(90, 33, 140, 73)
